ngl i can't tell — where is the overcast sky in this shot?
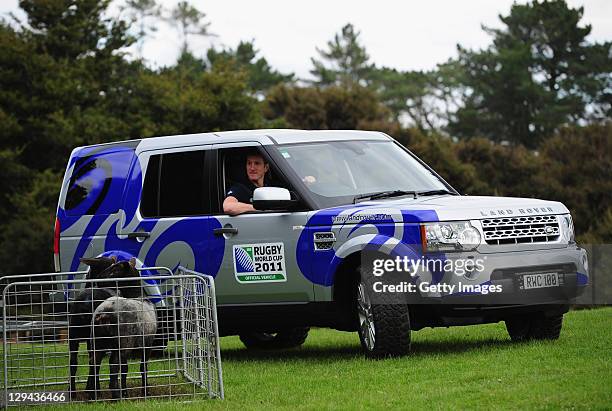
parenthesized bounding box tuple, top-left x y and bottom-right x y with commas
(1, 0, 610, 79)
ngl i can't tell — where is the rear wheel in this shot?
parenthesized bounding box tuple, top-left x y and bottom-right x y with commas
(356, 267, 411, 358)
(505, 313, 563, 341)
(239, 327, 310, 349)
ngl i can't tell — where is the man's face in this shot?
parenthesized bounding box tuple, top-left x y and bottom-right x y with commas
(246, 154, 269, 185)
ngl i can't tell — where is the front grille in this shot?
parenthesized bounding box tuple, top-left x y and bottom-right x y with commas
(481, 215, 560, 245)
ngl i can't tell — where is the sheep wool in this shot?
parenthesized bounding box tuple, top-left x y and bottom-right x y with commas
(92, 296, 157, 342)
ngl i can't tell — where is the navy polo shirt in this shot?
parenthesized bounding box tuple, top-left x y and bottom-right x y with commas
(225, 182, 260, 203)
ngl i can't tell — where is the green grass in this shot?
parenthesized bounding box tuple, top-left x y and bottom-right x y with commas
(12, 307, 612, 410)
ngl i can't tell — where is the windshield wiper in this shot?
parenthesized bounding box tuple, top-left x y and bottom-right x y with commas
(417, 189, 458, 196)
(353, 190, 417, 204)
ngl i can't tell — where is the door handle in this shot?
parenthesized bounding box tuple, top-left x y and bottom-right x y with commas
(214, 227, 238, 236)
(127, 231, 150, 240)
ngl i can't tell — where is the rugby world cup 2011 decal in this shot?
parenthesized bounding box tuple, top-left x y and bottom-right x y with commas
(233, 242, 287, 283)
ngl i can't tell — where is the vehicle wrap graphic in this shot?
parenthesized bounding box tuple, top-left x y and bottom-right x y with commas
(59, 145, 140, 271)
(59, 144, 225, 288)
(295, 204, 445, 287)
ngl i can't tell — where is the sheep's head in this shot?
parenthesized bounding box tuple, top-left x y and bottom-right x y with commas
(99, 258, 139, 280)
(81, 256, 117, 280)
(95, 258, 143, 297)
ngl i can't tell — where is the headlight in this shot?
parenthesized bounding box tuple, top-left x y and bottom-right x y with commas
(560, 214, 575, 244)
(420, 221, 481, 252)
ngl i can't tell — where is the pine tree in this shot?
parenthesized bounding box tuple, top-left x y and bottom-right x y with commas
(310, 23, 373, 87)
(448, 0, 611, 147)
(125, 0, 162, 57)
(165, 1, 214, 54)
(207, 41, 294, 96)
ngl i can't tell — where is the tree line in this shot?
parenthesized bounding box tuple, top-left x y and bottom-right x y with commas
(0, 0, 610, 274)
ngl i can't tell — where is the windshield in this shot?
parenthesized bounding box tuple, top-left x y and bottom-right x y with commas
(275, 140, 450, 208)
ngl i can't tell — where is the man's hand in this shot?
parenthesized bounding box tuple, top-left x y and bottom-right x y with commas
(223, 196, 255, 216)
(302, 175, 317, 186)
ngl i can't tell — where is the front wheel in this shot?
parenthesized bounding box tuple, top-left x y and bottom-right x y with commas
(239, 327, 310, 349)
(356, 270, 411, 358)
(505, 313, 563, 341)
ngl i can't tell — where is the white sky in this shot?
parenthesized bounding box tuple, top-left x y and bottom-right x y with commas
(1, 0, 610, 79)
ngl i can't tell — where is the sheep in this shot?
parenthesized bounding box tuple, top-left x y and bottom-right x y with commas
(98, 259, 170, 358)
(89, 296, 157, 399)
(87, 258, 157, 400)
(68, 256, 117, 395)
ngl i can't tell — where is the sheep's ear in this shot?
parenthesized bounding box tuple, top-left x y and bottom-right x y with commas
(129, 257, 137, 269)
(81, 256, 114, 268)
(80, 257, 98, 267)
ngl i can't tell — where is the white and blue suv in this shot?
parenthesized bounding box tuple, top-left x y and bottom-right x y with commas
(54, 129, 589, 357)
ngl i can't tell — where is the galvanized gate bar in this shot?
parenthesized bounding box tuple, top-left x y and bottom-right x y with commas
(177, 267, 223, 399)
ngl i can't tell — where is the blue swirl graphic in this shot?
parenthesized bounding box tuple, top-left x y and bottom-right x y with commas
(296, 205, 440, 286)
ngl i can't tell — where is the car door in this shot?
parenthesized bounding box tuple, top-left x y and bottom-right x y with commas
(210, 142, 314, 305)
(118, 145, 218, 281)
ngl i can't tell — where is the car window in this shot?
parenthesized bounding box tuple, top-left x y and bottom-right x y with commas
(64, 150, 133, 216)
(140, 150, 209, 217)
(275, 140, 448, 207)
(219, 147, 290, 197)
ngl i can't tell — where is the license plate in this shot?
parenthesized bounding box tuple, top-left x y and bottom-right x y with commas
(523, 273, 559, 290)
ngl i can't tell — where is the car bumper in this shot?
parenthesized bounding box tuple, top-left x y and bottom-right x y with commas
(410, 245, 588, 306)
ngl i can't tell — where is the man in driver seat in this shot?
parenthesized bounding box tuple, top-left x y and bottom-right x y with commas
(223, 150, 269, 216)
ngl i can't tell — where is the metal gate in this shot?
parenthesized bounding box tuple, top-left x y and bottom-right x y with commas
(0, 266, 223, 407)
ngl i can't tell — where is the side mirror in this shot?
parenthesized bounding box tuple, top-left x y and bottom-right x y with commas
(252, 187, 298, 211)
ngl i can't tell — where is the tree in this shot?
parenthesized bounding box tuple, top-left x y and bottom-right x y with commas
(311, 24, 465, 132)
(0, 0, 266, 274)
(135, 58, 261, 135)
(0, 1, 144, 274)
(0, 2, 136, 171)
(165, 1, 214, 54)
(368, 67, 455, 132)
(0, 169, 59, 274)
(491, 0, 611, 122)
(124, 0, 161, 57)
(455, 137, 542, 197)
(264, 84, 389, 130)
(207, 41, 294, 96)
(451, 45, 547, 145)
(16, 0, 132, 60)
(448, 0, 611, 147)
(310, 23, 373, 87)
(533, 123, 612, 239)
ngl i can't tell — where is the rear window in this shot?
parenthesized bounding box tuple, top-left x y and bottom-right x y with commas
(140, 150, 209, 217)
(64, 150, 134, 216)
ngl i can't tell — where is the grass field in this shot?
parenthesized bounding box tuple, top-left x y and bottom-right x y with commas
(15, 307, 612, 410)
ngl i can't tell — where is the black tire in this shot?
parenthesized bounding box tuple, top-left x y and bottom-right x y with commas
(239, 327, 310, 349)
(355, 266, 411, 359)
(505, 313, 563, 341)
(505, 316, 531, 341)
